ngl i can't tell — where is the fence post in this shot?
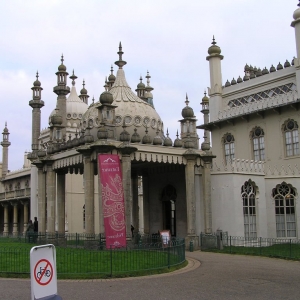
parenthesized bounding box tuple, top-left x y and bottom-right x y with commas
(168, 242, 171, 269)
(259, 237, 262, 256)
(230, 236, 232, 253)
(290, 239, 292, 259)
(76, 233, 78, 248)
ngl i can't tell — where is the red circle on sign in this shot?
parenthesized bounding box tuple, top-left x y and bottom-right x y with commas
(34, 259, 53, 286)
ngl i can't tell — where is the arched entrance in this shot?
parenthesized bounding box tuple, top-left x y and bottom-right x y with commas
(162, 185, 177, 236)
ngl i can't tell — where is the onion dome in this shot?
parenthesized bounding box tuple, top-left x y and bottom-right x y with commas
(270, 65, 276, 72)
(201, 92, 209, 104)
(244, 64, 250, 72)
(108, 65, 116, 82)
(181, 94, 194, 118)
(72, 131, 80, 147)
(137, 76, 145, 89)
(262, 67, 269, 75)
(208, 36, 221, 55)
(100, 90, 113, 105)
(256, 68, 262, 77)
(184, 134, 195, 149)
(33, 71, 41, 87)
(250, 72, 255, 79)
(276, 62, 283, 70)
(201, 136, 211, 151)
(58, 54, 66, 71)
(243, 75, 249, 81)
(225, 80, 231, 87)
(231, 78, 237, 85)
(237, 76, 243, 83)
(131, 128, 141, 143)
(97, 124, 108, 140)
(284, 60, 291, 68)
(249, 65, 254, 73)
(293, 3, 300, 20)
(47, 142, 54, 155)
(80, 80, 88, 95)
(142, 128, 152, 144)
(84, 127, 94, 144)
(51, 108, 63, 126)
(153, 129, 162, 145)
(163, 129, 172, 146)
(253, 67, 258, 74)
(120, 122, 130, 143)
(173, 130, 183, 148)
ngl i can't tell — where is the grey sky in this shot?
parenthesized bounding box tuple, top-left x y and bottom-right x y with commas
(0, 0, 296, 170)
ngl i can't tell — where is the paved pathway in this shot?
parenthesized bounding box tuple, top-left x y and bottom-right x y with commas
(1, 251, 300, 300)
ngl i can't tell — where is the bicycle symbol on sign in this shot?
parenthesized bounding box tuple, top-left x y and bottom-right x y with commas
(36, 266, 51, 279)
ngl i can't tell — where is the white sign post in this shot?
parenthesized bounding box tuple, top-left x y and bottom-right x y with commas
(30, 244, 62, 300)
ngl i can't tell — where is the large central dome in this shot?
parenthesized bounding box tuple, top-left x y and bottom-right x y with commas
(82, 44, 164, 141)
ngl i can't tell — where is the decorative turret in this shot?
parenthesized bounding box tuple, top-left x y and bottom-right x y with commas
(163, 129, 173, 147)
(108, 65, 116, 90)
(136, 76, 146, 99)
(1, 122, 11, 177)
(174, 130, 183, 148)
(206, 36, 224, 122)
(53, 55, 70, 138)
(29, 72, 45, 153)
(79, 80, 89, 105)
(153, 129, 162, 145)
(200, 92, 211, 148)
(144, 71, 154, 107)
(179, 95, 199, 149)
(131, 128, 141, 143)
(142, 127, 152, 144)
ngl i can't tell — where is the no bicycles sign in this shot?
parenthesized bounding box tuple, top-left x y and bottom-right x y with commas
(30, 244, 61, 300)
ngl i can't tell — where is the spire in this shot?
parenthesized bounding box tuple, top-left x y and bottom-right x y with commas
(114, 42, 127, 69)
(185, 93, 189, 106)
(212, 35, 216, 45)
(69, 70, 77, 86)
(1, 122, 11, 177)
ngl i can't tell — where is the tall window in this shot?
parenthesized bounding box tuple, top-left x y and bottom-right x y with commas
(223, 133, 235, 163)
(272, 182, 296, 237)
(252, 127, 265, 161)
(241, 180, 257, 239)
(283, 119, 299, 157)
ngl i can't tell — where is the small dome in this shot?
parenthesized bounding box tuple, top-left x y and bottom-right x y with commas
(142, 129, 152, 144)
(244, 64, 250, 72)
(100, 91, 113, 104)
(284, 60, 291, 68)
(277, 62, 283, 70)
(181, 95, 194, 118)
(237, 76, 243, 83)
(80, 87, 87, 95)
(120, 128, 130, 142)
(174, 138, 182, 147)
(34, 79, 41, 87)
(208, 37, 221, 55)
(262, 67, 269, 75)
(51, 109, 63, 126)
(231, 78, 237, 85)
(270, 65, 276, 73)
(243, 75, 249, 81)
(201, 93, 209, 104)
(137, 81, 145, 89)
(153, 131, 162, 145)
(293, 7, 300, 20)
(250, 72, 255, 79)
(163, 129, 172, 147)
(131, 129, 141, 143)
(256, 68, 262, 77)
(108, 73, 116, 82)
(225, 80, 231, 87)
(58, 63, 66, 72)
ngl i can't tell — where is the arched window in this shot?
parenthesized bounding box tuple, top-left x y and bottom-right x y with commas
(223, 133, 235, 163)
(241, 180, 257, 239)
(283, 119, 299, 157)
(251, 127, 265, 161)
(272, 182, 296, 237)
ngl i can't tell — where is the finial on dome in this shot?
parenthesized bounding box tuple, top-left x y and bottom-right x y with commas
(146, 71, 151, 86)
(104, 77, 109, 91)
(176, 130, 179, 139)
(36, 71, 39, 80)
(185, 93, 189, 106)
(111, 65, 114, 74)
(61, 54, 64, 65)
(69, 70, 77, 86)
(212, 35, 216, 45)
(92, 96, 95, 104)
(204, 90, 207, 97)
(166, 128, 169, 138)
(115, 42, 127, 69)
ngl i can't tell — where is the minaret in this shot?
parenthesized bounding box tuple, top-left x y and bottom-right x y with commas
(206, 36, 224, 122)
(200, 92, 211, 151)
(144, 71, 154, 107)
(107, 65, 116, 90)
(1, 122, 11, 178)
(53, 55, 70, 138)
(136, 76, 146, 99)
(291, 2, 300, 59)
(79, 79, 89, 104)
(29, 72, 44, 153)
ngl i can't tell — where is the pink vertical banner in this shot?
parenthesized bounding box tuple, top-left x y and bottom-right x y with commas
(98, 154, 126, 248)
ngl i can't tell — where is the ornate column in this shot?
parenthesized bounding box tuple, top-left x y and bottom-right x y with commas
(183, 150, 199, 246)
(11, 202, 18, 236)
(138, 175, 144, 234)
(57, 171, 66, 235)
(201, 155, 214, 234)
(21, 201, 29, 234)
(118, 145, 137, 236)
(83, 151, 95, 236)
(46, 160, 56, 234)
(2, 203, 9, 236)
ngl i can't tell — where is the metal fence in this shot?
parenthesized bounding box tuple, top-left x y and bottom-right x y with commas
(200, 233, 300, 260)
(0, 233, 185, 278)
